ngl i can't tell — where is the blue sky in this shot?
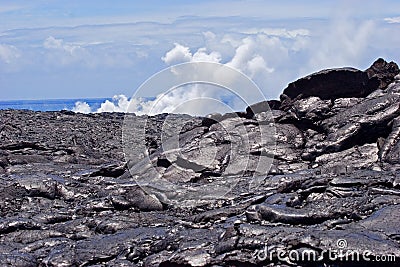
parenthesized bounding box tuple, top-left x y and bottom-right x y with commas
(1, 0, 400, 104)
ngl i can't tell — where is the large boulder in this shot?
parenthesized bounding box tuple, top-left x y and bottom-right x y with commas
(281, 67, 378, 100)
(281, 58, 399, 102)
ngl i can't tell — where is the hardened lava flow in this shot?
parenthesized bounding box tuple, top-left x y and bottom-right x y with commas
(0, 58, 400, 266)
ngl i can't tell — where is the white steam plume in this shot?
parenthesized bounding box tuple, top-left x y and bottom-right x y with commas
(72, 101, 91, 113)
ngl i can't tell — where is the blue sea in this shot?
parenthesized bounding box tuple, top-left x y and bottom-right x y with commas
(0, 98, 110, 112)
(0, 95, 242, 114)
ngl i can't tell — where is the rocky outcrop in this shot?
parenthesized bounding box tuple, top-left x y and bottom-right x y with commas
(281, 67, 376, 100)
(280, 58, 399, 102)
(366, 57, 400, 89)
(1, 59, 400, 266)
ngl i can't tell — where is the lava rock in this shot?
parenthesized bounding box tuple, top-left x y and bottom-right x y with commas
(1, 58, 400, 267)
(281, 68, 377, 100)
(366, 57, 400, 89)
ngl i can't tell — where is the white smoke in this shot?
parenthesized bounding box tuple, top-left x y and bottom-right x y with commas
(72, 95, 137, 113)
(72, 85, 241, 116)
(72, 101, 91, 113)
(138, 84, 235, 116)
(97, 94, 131, 112)
(303, 19, 375, 74)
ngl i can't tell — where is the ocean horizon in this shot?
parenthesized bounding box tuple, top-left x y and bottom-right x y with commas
(0, 95, 240, 114)
(0, 98, 111, 112)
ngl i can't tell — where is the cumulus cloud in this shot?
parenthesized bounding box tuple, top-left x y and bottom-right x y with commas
(161, 43, 192, 64)
(226, 36, 278, 77)
(161, 43, 221, 65)
(43, 36, 63, 49)
(0, 44, 20, 64)
(44, 36, 83, 55)
(247, 55, 273, 77)
(42, 36, 89, 66)
(192, 48, 221, 62)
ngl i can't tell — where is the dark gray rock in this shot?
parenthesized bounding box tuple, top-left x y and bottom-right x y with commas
(366, 57, 400, 89)
(281, 67, 378, 100)
(246, 100, 280, 118)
